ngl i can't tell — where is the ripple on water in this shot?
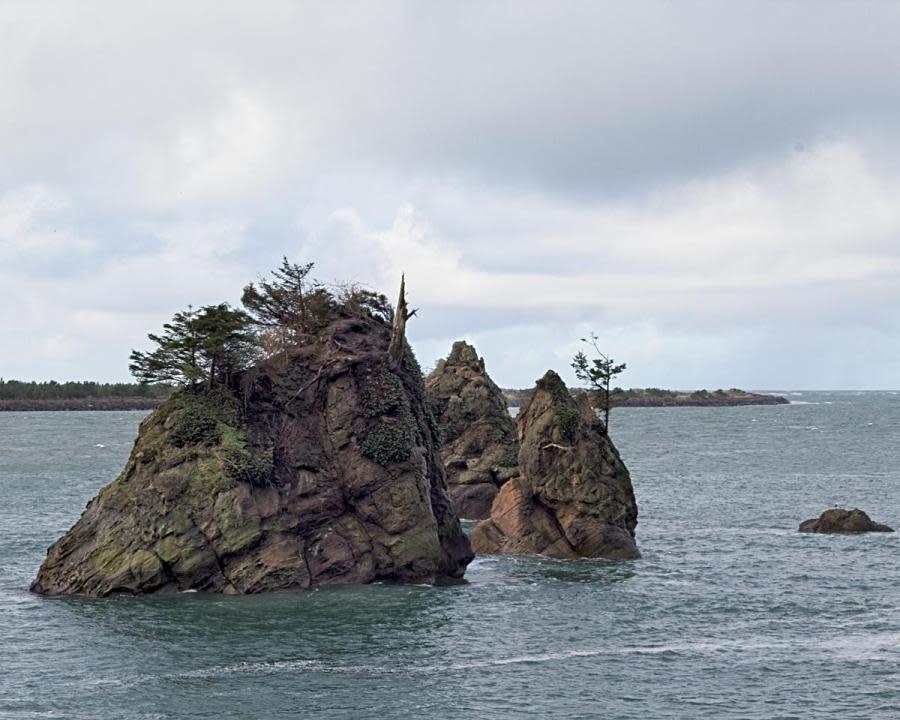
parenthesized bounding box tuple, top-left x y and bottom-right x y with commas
(2, 397, 900, 719)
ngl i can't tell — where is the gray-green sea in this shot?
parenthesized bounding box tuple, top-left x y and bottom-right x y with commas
(3, 392, 900, 718)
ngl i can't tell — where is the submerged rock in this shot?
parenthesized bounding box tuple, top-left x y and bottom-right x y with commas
(32, 315, 472, 596)
(799, 508, 894, 534)
(471, 370, 639, 560)
(425, 341, 518, 519)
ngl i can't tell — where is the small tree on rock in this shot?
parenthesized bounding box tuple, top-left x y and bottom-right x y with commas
(130, 304, 258, 389)
(571, 332, 626, 433)
(241, 258, 336, 350)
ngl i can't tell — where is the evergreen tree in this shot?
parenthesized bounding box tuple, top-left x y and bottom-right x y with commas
(130, 304, 258, 388)
(241, 258, 337, 348)
(571, 332, 626, 433)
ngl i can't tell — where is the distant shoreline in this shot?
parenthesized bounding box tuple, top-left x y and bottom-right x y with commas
(0, 398, 166, 412)
(0, 388, 789, 412)
(502, 387, 789, 409)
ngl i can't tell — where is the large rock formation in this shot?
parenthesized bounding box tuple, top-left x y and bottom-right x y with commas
(472, 370, 639, 560)
(32, 312, 472, 596)
(425, 341, 518, 519)
(799, 508, 894, 533)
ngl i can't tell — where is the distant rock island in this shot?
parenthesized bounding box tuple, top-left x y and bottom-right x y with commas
(799, 508, 894, 534)
(502, 386, 788, 408)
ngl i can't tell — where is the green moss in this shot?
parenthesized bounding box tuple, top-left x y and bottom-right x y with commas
(557, 405, 580, 442)
(361, 419, 414, 465)
(90, 545, 131, 578)
(172, 406, 219, 446)
(361, 367, 405, 417)
(170, 389, 240, 447)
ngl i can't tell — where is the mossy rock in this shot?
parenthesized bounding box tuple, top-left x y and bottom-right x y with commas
(361, 419, 414, 465)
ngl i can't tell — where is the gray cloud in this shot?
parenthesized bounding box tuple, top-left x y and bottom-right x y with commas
(3, 2, 900, 388)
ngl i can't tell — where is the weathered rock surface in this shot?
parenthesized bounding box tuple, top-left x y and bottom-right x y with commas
(472, 370, 639, 560)
(32, 315, 472, 596)
(425, 341, 518, 519)
(799, 508, 894, 534)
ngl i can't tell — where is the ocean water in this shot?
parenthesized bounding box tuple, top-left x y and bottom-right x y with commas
(2, 392, 900, 719)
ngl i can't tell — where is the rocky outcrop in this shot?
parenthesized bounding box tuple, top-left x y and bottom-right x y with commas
(472, 370, 639, 560)
(425, 341, 518, 519)
(799, 508, 894, 533)
(32, 314, 472, 596)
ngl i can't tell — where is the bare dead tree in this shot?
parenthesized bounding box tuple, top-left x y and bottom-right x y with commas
(388, 274, 417, 365)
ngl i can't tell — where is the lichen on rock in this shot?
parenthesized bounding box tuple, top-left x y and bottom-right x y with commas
(31, 311, 472, 597)
(471, 370, 639, 560)
(425, 341, 519, 520)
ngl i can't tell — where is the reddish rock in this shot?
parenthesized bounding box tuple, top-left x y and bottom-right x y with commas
(425, 341, 518, 519)
(799, 508, 894, 533)
(472, 370, 639, 560)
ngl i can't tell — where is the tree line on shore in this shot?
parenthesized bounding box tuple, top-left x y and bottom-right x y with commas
(0, 379, 171, 401)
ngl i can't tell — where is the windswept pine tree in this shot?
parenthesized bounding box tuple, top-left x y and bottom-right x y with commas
(129, 304, 258, 389)
(571, 332, 627, 432)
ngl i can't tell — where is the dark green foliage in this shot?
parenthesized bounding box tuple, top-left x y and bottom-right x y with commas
(172, 406, 220, 447)
(536, 372, 583, 443)
(130, 304, 258, 388)
(241, 258, 337, 345)
(0, 379, 170, 400)
(222, 445, 275, 487)
(571, 332, 626, 433)
(557, 405, 580, 442)
(361, 420, 414, 465)
(170, 388, 240, 447)
(498, 442, 520, 468)
(337, 285, 393, 324)
(359, 354, 421, 466)
(361, 368, 405, 417)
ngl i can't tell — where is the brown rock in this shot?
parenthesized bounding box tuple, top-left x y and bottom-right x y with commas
(425, 341, 518, 519)
(472, 370, 639, 560)
(31, 313, 472, 596)
(799, 508, 894, 533)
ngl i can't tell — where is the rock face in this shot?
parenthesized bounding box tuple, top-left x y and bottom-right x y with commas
(425, 341, 518, 519)
(472, 370, 639, 560)
(32, 315, 472, 596)
(799, 508, 894, 534)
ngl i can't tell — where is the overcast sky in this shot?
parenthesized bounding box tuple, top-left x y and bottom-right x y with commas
(3, 2, 900, 389)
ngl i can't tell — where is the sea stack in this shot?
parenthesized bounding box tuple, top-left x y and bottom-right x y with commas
(799, 508, 894, 533)
(425, 341, 518, 519)
(472, 370, 639, 560)
(31, 301, 472, 596)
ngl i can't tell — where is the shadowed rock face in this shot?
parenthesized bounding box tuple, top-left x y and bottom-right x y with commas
(471, 370, 639, 560)
(425, 341, 518, 520)
(31, 316, 472, 596)
(799, 508, 894, 533)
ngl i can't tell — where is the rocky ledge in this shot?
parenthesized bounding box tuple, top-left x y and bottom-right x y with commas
(472, 370, 639, 560)
(799, 508, 894, 534)
(31, 313, 472, 596)
(425, 341, 518, 520)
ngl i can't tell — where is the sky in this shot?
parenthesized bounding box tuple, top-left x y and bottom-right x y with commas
(3, 1, 900, 389)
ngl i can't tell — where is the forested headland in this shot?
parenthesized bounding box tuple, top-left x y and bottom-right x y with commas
(0, 380, 171, 411)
